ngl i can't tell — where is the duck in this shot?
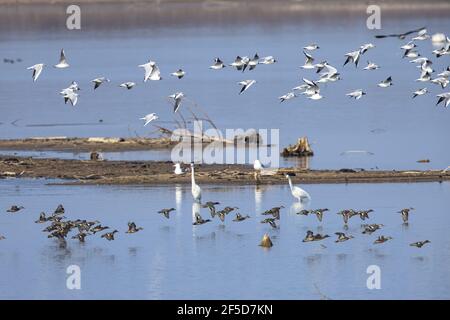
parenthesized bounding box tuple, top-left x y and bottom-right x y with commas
(337, 209, 353, 224)
(296, 209, 311, 216)
(373, 235, 393, 244)
(202, 201, 220, 218)
(158, 208, 175, 219)
(410, 240, 431, 248)
(259, 234, 273, 248)
(35, 212, 48, 223)
(232, 213, 250, 222)
(362, 224, 384, 235)
(398, 208, 414, 223)
(54, 204, 65, 215)
(192, 214, 211, 226)
(357, 209, 373, 221)
(6, 205, 24, 213)
(312, 208, 329, 222)
(170, 69, 185, 79)
(72, 232, 89, 243)
(302, 230, 329, 242)
(126, 222, 143, 234)
(91, 224, 109, 234)
(222, 206, 238, 215)
(335, 232, 354, 243)
(216, 210, 226, 222)
(261, 218, 278, 229)
(262, 206, 284, 220)
(101, 230, 118, 241)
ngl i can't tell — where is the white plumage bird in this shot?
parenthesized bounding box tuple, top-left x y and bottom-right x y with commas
(54, 49, 69, 68)
(190, 163, 202, 203)
(140, 113, 159, 126)
(27, 63, 44, 82)
(138, 60, 162, 82)
(286, 174, 311, 203)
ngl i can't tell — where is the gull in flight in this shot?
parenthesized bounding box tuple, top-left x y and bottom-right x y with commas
(401, 41, 417, 51)
(317, 63, 340, 83)
(436, 92, 450, 107)
(119, 82, 136, 90)
(238, 80, 256, 94)
(138, 60, 162, 81)
(60, 88, 78, 107)
(431, 77, 449, 89)
(416, 70, 431, 82)
(140, 113, 159, 126)
(437, 67, 450, 78)
(169, 92, 185, 112)
(27, 63, 44, 82)
(412, 88, 428, 98)
(344, 50, 361, 67)
(300, 51, 315, 69)
(304, 43, 319, 51)
(248, 53, 260, 71)
(171, 69, 185, 79)
(91, 77, 110, 90)
(346, 89, 366, 100)
(54, 49, 69, 68)
(301, 78, 321, 98)
(363, 61, 379, 70)
(377, 76, 393, 88)
(259, 56, 277, 64)
(210, 58, 225, 69)
(412, 29, 430, 41)
(230, 56, 248, 71)
(359, 43, 375, 54)
(279, 92, 296, 103)
(403, 49, 420, 59)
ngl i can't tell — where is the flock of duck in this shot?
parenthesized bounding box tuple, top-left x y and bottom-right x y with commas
(21, 26, 449, 130)
(0, 162, 430, 250)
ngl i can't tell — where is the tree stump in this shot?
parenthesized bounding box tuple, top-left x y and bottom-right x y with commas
(281, 136, 314, 157)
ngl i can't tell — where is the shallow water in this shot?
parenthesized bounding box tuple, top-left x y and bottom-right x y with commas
(1, 16, 450, 170)
(0, 178, 449, 299)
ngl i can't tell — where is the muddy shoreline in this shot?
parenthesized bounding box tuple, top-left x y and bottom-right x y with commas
(1, 155, 449, 186)
(0, 137, 176, 152)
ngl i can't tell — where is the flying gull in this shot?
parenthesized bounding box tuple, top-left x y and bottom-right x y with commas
(169, 92, 185, 112)
(91, 77, 110, 90)
(238, 80, 256, 94)
(140, 113, 159, 126)
(27, 63, 44, 82)
(138, 60, 162, 81)
(54, 49, 69, 68)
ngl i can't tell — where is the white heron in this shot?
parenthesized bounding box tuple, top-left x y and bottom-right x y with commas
(191, 163, 202, 203)
(286, 174, 310, 203)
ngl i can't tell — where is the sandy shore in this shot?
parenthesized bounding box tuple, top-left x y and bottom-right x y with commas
(1, 155, 449, 185)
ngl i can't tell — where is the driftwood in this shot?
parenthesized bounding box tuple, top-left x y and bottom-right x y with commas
(281, 137, 314, 157)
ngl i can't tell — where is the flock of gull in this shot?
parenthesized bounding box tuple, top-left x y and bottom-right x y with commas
(1, 162, 430, 250)
(21, 26, 450, 131)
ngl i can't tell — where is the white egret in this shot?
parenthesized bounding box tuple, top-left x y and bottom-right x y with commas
(286, 174, 310, 203)
(191, 163, 202, 203)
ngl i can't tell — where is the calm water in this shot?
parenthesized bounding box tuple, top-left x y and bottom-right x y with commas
(0, 178, 449, 299)
(1, 16, 450, 170)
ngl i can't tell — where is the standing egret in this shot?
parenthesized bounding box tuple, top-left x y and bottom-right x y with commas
(191, 163, 202, 203)
(285, 174, 310, 203)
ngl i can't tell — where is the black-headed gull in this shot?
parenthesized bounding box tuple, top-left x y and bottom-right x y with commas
(359, 43, 375, 54)
(91, 77, 110, 90)
(140, 113, 159, 126)
(344, 50, 360, 67)
(279, 92, 296, 103)
(346, 89, 366, 100)
(412, 29, 430, 41)
(300, 51, 315, 69)
(248, 53, 259, 70)
(412, 88, 428, 98)
(210, 58, 225, 69)
(377, 76, 393, 88)
(119, 82, 136, 90)
(363, 61, 379, 70)
(54, 49, 69, 68)
(169, 92, 185, 112)
(238, 80, 256, 94)
(431, 77, 449, 89)
(138, 60, 162, 81)
(436, 92, 450, 107)
(304, 44, 319, 51)
(27, 63, 44, 82)
(259, 56, 277, 64)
